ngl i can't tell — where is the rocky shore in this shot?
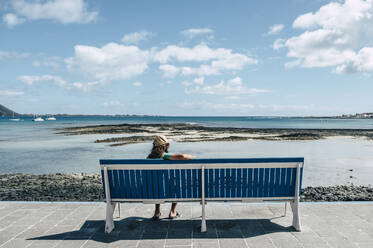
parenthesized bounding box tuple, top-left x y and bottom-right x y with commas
(55, 123, 373, 146)
(1, 174, 372, 202)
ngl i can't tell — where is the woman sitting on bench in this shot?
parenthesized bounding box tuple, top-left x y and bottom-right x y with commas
(147, 135, 195, 220)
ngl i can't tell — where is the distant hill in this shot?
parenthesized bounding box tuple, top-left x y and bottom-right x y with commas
(0, 104, 20, 117)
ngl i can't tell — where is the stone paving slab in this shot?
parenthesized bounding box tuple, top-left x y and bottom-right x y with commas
(0, 202, 372, 248)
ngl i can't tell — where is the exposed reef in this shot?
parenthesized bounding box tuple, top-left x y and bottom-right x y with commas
(56, 123, 373, 146)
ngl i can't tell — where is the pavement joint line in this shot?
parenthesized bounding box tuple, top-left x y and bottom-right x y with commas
(78, 207, 101, 248)
(25, 203, 85, 248)
(51, 205, 94, 248)
(0, 208, 56, 248)
(258, 211, 278, 248)
(190, 206, 194, 248)
(215, 221, 221, 248)
(135, 225, 146, 248)
(229, 202, 250, 248)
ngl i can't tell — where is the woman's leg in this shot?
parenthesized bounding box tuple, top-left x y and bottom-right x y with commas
(153, 204, 161, 220)
(169, 202, 178, 218)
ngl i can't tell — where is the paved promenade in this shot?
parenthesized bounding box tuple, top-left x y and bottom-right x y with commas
(0, 202, 372, 248)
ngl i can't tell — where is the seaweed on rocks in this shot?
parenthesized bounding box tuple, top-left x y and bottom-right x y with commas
(1, 174, 372, 202)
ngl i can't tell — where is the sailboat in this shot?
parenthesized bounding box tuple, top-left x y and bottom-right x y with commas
(46, 116, 56, 121)
(32, 115, 44, 122)
(10, 112, 20, 122)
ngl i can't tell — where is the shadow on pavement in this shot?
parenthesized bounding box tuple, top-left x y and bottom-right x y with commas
(28, 217, 295, 244)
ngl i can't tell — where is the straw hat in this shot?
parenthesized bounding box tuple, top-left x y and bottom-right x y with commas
(153, 135, 169, 147)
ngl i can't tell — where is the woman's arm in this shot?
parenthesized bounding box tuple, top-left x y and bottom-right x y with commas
(168, 153, 195, 160)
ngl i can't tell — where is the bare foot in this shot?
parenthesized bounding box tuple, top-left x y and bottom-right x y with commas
(152, 212, 161, 221)
(168, 211, 180, 219)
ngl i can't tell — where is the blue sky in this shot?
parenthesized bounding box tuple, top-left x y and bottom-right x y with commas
(1, 0, 373, 116)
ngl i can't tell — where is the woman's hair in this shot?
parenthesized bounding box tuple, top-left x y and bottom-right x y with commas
(147, 144, 169, 159)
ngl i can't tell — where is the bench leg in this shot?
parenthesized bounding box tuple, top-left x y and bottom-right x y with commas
(105, 202, 116, 234)
(290, 201, 301, 231)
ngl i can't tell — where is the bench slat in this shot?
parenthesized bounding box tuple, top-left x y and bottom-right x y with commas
(299, 167, 303, 196)
(269, 168, 275, 197)
(208, 169, 214, 198)
(129, 170, 136, 198)
(242, 168, 247, 197)
(186, 169, 191, 198)
(214, 169, 219, 198)
(181, 170, 186, 198)
(198, 169, 202, 198)
(192, 169, 198, 198)
(231, 168, 236, 198)
(237, 169, 242, 197)
(247, 168, 253, 197)
(152, 170, 158, 198)
(275, 168, 280, 197)
(226, 169, 231, 198)
(264, 168, 269, 197)
(101, 170, 106, 199)
(285, 168, 293, 197)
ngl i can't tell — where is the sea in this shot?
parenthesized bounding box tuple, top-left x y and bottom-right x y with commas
(1, 116, 373, 187)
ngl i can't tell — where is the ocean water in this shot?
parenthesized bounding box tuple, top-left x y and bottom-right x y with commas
(1, 116, 373, 186)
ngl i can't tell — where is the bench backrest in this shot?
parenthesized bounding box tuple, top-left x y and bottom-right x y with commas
(100, 158, 304, 201)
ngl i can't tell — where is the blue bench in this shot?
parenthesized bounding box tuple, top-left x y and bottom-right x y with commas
(100, 157, 304, 233)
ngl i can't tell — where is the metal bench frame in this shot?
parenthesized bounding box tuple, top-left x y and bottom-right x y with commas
(100, 158, 304, 234)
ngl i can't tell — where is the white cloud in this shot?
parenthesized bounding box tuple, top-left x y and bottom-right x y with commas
(71, 81, 101, 92)
(154, 43, 242, 63)
(102, 101, 123, 107)
(65, 43, 149, 82)
(32, 57, 61, 69)
(18, 74, 68, 87)
(63, 42, 257, 85)
(121, 30, 153, 45)
(160, 80, 172, 86)
(272, 39, 285, 50)
(224, 96, 241, 100)
(155, 43, 257, 77)
(3, 13, 24, 27)
(0, 50, 28, 60)
(266, 24, 284, 35)
(185, 77, 270, 95)
(259, 104, 317, 111)
(18, 74, 100, 92)
(277, 0, 373, 73)
(159, 64, 180, 78)
(0, 90, 24, 96)
(180, 28, 214, 39)
(3, 0, 97, 27)
(182, 77, 204, 86)
(132, 81, 142, 87)
(180, 101, 255, 112)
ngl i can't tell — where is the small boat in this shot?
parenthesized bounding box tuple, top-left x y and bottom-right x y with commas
(46, 116, 56, 121)
(10, 112, 20, 121)
(33, 117, 44, 122)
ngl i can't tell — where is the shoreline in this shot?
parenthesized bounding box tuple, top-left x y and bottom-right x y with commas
(1, 173, 372, 202)
(55, 123, 373, 146)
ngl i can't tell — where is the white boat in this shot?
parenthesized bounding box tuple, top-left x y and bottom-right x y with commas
(46, 116, 56, 121)
(10, 112, 20, 121)
(33, 117, 44, 122)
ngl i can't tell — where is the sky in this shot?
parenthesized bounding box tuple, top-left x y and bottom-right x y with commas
(1, 0, 373, 116)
